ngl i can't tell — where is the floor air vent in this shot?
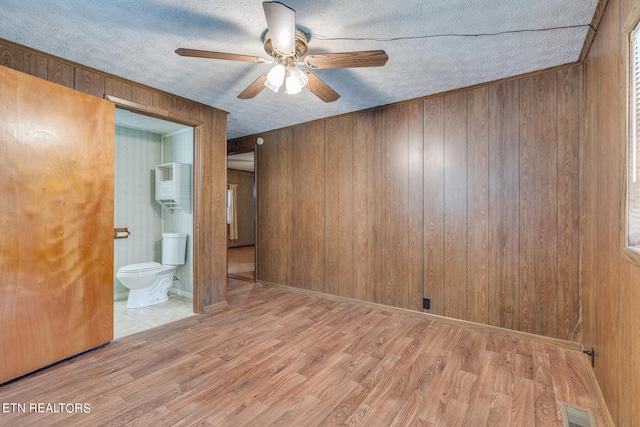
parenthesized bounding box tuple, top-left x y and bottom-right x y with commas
(561, 402, 596, 427)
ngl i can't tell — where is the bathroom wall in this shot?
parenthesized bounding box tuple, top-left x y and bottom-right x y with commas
(114, 126, 164, 298)
(162, 127, 194, 297)
(114, 125, 194, 299)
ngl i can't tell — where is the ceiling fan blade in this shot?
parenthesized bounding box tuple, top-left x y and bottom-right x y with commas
(176, 48, 267, 63)
(238, 73, 269, 99)
(263, 2, 296, 55)
(303, 71, 340, 103)
(304, 50, 389, 69)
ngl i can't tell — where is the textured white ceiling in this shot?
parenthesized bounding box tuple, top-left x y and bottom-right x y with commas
(0, 0, 598, 139)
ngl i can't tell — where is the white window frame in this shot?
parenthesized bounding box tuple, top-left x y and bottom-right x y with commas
(623, 8, 640, 266)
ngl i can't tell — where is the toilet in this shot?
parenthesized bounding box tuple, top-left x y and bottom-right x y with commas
(116, 232, 188, 308)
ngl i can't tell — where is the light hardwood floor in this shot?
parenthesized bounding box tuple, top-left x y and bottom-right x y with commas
(228, 245, 255, 282)
(0, 279, 609, 426)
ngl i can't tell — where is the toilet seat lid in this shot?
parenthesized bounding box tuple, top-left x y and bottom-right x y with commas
(119, 262, 161, 273)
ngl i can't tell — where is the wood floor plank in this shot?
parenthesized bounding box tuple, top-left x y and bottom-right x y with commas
(462, 350, 499, 425)
(437, 398, 469, 427)
(316, 383, 369, 426)
(0, 280, 609, 426)
(532, 350, 562, 425)
(511, 378, 536, 425)
(487, 392, 513, 426)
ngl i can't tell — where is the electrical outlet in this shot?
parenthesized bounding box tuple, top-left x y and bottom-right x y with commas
(423, 298, 430, 310)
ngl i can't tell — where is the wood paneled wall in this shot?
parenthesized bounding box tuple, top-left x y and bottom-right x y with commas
(582, 0, 640, 424)
(227, 169, 255, 248)
(237, 65, 581, 341)
(0, 39, 229, 313)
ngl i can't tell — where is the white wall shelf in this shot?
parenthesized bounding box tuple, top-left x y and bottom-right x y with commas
(155, 162, 191, 212)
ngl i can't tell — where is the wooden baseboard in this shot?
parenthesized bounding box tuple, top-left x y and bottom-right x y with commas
(201, 300, 228, 313)
(258, 280, 583, 352)
(580, 351, 616, 426)
(227, 273, 255, 283)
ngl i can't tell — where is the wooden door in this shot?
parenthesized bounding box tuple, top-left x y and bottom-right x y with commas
(0, 66, 114, 384)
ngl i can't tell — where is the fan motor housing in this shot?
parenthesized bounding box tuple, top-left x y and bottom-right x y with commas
(264, 29, 309, 60)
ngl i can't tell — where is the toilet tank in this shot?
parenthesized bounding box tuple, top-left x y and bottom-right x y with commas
(162, 232, 188, 265)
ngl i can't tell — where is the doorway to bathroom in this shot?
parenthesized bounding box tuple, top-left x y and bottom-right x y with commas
(113, 108, 196, 339)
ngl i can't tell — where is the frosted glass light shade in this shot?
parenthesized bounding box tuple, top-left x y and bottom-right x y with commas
(285, 67, 308, 95)
(265, 64, 285, 92)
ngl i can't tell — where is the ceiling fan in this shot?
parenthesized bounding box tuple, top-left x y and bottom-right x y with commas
(175, 1, 388, 103)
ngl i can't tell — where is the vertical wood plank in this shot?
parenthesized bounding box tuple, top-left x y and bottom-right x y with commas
(385, 104, 409, 308)
(324, 117, 340, 297)
(581, 30, 599, 360)
(106, 77, 133, 100)
(424, 97, 446, 315)
(592, 1, 622, 417)
(618, 4, 637, 426)
(338, 115, 355, 298)
(131, 85, 154, 107)
(211, 109, 229, 305)
(625, 266, 640, 425)
(279, 128, 294, 287)
(194, 111, 214, 311)
(519, 72, 558, 337)
(152, 91, 176, 113)
(292, 121, 325, 292)
(0, 43, 47, 79)
(74, 68, 106, 98)
(255, 129, 269, 285)
(353, 112, 369, 302)
(47, 59, 74, 88)
(618, 261, 633, 426)
(256, 129, 293, 286)
(407, 101, 424, 311)
(366, 109, 387, 304)
(518, 75, 534, 332)
(488, 80, 520, 330)
(444, 92, 469, 319)
(556, 66, 581, 341)
(173, 98, 192, 120)
(467, 86, 490, 325)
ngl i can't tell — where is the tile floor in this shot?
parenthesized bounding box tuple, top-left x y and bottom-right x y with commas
(113, 293, 195, 339)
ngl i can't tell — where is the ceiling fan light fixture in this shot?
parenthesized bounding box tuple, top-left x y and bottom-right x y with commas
(285, 67, 308, 95)
(265, 63, 285, 92)
(177, 3, 386, 103)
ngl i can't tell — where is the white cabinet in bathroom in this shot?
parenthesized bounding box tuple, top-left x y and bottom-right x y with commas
(155, 162, 191, 212)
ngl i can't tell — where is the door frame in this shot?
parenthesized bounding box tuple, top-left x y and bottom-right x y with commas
(106, 95, 203, 312)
